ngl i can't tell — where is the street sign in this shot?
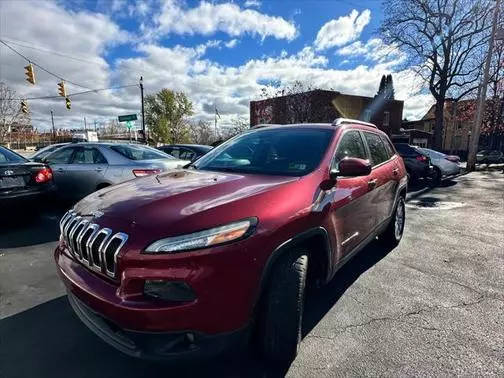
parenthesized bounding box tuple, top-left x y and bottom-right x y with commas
(125, 121, 133, 130)
(118, 114, 137, 122)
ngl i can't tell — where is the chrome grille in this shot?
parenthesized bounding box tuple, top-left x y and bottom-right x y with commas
(59, 210, 129, 279)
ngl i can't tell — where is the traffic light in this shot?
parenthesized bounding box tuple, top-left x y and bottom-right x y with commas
(65, 97, 71, 110)
(20, 100, 29, 114)
(57, 81, 66, 97)
(24, 64, 36, 85)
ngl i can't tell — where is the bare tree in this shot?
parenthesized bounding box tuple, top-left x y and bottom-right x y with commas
(380, 0, 493, 149)
(0, 82, 29, 145)
(190, 120, 214, 145)
(221, 116, 250, 140)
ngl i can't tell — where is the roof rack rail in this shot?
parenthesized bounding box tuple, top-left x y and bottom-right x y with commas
(332, 118, 377, 128)
(251, 123, 283, 129)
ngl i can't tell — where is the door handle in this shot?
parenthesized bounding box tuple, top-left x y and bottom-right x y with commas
(368, 179, 378, 190)
(95, 167, 104, 172)
(393, 168, 399, 176)
(56, 168, 64, 172)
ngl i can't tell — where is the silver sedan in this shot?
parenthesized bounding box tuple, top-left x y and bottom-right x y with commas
(43, 143, 189, 200)
(418, 147, 460, 182)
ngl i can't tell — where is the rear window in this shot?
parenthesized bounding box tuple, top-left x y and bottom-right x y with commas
(394, 143, 418, 155)
(0, 146, 27, 163)
(110, 145, 174, 161)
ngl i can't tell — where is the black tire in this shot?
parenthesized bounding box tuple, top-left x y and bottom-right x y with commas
(380, 196, 406, 248)
(257, 250, 308, 364)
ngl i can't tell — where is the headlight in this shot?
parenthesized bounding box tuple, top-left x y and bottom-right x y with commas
(144, 218, 257, 253)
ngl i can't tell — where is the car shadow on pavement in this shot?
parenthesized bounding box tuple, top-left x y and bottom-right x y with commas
(0, 205, 67, 249)
(302, 239, 395, 338)
(0, 239, 396, 378)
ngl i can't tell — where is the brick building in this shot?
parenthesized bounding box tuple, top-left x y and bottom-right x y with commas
(250, 90, 404, 135)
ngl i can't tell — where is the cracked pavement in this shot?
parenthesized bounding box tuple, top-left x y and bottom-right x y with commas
(1, 170, 503, 377)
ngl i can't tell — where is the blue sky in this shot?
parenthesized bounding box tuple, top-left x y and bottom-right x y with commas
(0, 0, 431, 130)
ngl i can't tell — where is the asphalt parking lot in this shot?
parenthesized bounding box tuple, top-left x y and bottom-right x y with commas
(1, 169, 503, 377)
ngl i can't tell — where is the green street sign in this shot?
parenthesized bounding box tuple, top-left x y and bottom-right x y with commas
(125, 120, 133, 129)
(118, 114, 137, 122)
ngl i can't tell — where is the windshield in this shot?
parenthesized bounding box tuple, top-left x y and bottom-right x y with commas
(110, 144, 174, 161)
(0, 146, 27, 163)
(194, 128, 334, 176)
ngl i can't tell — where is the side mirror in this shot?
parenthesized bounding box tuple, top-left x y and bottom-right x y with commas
(334, 158, 372, 177)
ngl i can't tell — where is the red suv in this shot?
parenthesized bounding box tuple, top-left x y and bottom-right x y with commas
(55, 119, 407, 363)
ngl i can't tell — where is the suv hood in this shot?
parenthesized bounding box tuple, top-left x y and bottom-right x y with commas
(75, 169, 298, 226)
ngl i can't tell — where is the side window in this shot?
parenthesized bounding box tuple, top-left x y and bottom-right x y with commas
(363, 132, 390, 166)
(72, 147, 107, 164)
(381, 135, 395, 159)
(170, 148, 180, 159)
(45, 147, 75, 164)
(333, 131, 368, 166)
(179, 149, 195, 160)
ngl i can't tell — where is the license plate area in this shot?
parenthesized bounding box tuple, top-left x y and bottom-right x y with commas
(0, 176, 26, 189)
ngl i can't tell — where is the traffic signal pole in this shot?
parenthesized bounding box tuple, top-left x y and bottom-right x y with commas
(140, 77, 146, 143)
(50, 110, 55, 141)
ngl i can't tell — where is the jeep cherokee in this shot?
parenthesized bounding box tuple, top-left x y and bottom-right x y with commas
(54, 119, 407, 363)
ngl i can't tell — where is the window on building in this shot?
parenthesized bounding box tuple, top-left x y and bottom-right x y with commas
(457, 121, 463, 130)
(383, 111, 390, 127)
(363, 109, 371, 122)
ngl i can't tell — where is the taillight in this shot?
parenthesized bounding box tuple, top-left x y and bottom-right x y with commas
(35, 167, 53, 183)
(416, 155, 428, 162)
(132, 169, 161, 177)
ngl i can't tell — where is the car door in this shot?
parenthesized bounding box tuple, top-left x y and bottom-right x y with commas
(362, 131, 396, 227)
(44, 146, 77, 197)
(330, 130, 373, 255)
(65, 146, 108, 199)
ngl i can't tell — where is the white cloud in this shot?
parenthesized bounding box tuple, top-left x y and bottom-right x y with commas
(336, 38, 404, 63)
(154, 0, 297, 41)
(225, 39, 239, 48)
(314, 9, 371, 51)
(244, 0, 261, 8)
(0, 0, 432, 132)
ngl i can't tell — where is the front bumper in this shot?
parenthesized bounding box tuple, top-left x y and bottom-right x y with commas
(67, 291, 247, 360)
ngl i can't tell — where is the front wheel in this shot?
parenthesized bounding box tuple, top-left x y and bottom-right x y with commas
(256, 250, 308, 364)
(380, 197, 405, 247)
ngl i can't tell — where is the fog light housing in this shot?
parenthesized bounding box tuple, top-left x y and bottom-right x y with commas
(144, 280, 196, 302)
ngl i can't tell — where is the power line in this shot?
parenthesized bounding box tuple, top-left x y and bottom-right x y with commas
(0, 39, 93, 90)
(1, 84, 139, 101)
(1, 37, 106, 67)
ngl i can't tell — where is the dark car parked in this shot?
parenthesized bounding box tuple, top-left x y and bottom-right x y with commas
(157, 144, 212, 162)
(0, 145, 55, 208)
(394, 143, 433, 182)
(55, 119, 407, 365)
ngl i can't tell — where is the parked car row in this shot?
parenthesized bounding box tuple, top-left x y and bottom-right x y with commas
(0, 143, 191, 207)
(393, 143, 462, 185)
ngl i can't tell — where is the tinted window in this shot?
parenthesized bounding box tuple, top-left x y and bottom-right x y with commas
(72, 147, 107, 164)
(179, 149, 195, 160)
(0, 146, 26, 163)
(110, 145, 174, 160)
(46, 147, 75, 164)
(363, 132, 389, 166)
(334, 131, 367, 165)
(195, 128, 334, 177)
(169, 148, 180, 158)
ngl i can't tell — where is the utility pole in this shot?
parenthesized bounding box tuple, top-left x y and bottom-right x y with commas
(140, 76, 146, 143)
(50, 110, 56, 142)
(467, 0, 502, 171)
(84, 117, 87, 132)
(94, 120, 97, 132)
